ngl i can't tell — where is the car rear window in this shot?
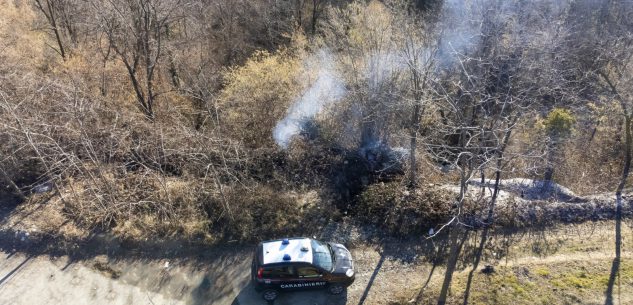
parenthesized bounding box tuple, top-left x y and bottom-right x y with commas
(262, 266, 295, 279)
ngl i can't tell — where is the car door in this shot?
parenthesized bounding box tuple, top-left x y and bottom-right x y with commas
(294, 265, 328, 290)
(261, 265, 295, 290)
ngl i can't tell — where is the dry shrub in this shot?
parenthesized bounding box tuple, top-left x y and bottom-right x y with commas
(555, 102, 624, 195)
(205, 185, 319, 241)
(0, 61, 242, 241)
(63, 168, 210, 240)
(356, 181, 456, 236)
(219, 50, 302, 149)
(0, 0, 48, 71)
(505, 105, 625, 196)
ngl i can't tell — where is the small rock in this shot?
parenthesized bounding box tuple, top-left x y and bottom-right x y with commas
(32, 182, 53, 194)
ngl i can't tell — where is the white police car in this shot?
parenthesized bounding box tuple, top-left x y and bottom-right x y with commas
(251, 237, 355, 301)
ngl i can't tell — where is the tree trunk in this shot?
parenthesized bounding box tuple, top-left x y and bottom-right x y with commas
(615, 114, 631, 210)
(121, 58, 151, 118)
(614, 114, 631, 260)
(463, 125, 514, 305)
(606, 113, 630, 305)
(311, 0, 320, 35)
(437, 226, 467, 305)
(543, 140, 557, 192)
(438, 127, 470, 305)
(409, 102, 421, 187)
(34, 0, 67, 60)
(408, 59, 430, 188)
(52, 20, 67, 60)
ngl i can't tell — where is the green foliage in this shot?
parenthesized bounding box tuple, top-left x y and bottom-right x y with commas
(543, 108, 576, 139)
(461, 261, 633, 305)
(534, 267, 551, 277)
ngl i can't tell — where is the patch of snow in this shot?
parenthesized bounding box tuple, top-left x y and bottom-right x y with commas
(440, 178, 579, 203)
(469, 178, 577, 201)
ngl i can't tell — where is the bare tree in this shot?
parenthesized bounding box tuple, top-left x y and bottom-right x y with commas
(587, 1, 633, 216)
(33, 0, 73, 60)
(427, 1, 573, 303)
(96, 0, 182, 120)
(309, 0, 327, 35)
(395, 7, 438, 188)
(573, 1, 633, 303)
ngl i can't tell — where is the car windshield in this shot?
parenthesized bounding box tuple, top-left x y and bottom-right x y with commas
(311, 239, 334, 271)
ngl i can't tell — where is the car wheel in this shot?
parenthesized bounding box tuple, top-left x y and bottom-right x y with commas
(262, 289, 278, 301)
(328, 284, 345, 295)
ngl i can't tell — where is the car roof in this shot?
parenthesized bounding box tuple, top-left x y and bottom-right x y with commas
(261, 237, 313, 265)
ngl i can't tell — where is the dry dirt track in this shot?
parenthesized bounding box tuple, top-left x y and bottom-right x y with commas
(0, 198, 432, 305)
(0, 250, 342, 305)
(0, 242, 427, 305)
(0, 253, 181, 305)
(1, 222, 631, 305)
(0, 198, 630, 305)
(0, 249, 338, 305)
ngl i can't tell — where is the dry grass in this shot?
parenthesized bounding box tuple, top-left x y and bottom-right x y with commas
(356, 180, 458, 235)
(392, 221, 633, 305)
(0, 0, 48, 71)
(0, 193, 88, 239)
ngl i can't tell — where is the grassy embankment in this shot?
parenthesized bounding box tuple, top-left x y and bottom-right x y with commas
(393, 221, 633, 305)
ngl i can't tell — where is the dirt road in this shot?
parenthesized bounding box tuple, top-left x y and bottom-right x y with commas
(0, 240, 428, 305)
(0, 252, 182, 305)
(0, 200, 433, 305)
(0, 207, 629, 305)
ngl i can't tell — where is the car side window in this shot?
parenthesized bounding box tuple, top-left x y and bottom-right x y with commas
(297, 266, 321, 278)
(263, 266, 295, 278)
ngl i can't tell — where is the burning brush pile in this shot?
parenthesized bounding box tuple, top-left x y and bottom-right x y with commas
(271, 50, 410, 207)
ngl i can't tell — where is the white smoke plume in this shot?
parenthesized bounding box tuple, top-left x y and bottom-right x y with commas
(366, 51, 406, 91)
(273, 50, 347, 148)
(435, 0, 484, 68)
(273, 1, 525, 149)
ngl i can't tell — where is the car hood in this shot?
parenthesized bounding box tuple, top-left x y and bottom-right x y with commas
(330, 243, 354, 274)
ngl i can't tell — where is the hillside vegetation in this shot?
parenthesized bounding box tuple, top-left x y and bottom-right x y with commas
(1, 0, 629, 239)
(1, 1, 632, 304)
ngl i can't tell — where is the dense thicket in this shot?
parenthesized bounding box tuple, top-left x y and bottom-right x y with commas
(0, 0, 631, 243)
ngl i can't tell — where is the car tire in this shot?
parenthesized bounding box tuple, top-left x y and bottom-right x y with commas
(262, 289, 278, 301)
(328, 284, 345, 295)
